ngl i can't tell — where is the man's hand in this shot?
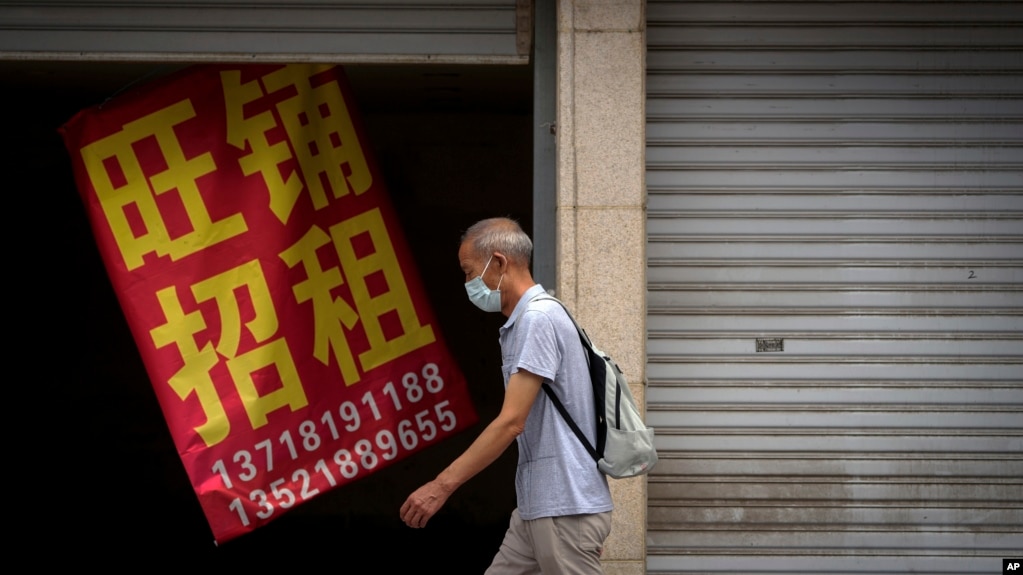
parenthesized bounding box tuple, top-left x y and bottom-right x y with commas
(400, 479, 452, 528)
(399, 370, 542, 529)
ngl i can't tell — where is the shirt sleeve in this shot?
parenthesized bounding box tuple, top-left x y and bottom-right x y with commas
(510, 308, 562, 383)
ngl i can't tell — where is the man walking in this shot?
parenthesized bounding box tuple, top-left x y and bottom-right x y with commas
(400, 217, 612, 574)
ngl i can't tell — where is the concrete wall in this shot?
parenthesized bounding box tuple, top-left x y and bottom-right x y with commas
(556, 1, 647, 573)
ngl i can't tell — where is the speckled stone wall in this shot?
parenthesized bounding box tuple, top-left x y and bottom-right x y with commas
(555, 1, 647, 573)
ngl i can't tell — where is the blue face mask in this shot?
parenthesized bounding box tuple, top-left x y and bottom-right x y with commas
(464, 255, 504, 313)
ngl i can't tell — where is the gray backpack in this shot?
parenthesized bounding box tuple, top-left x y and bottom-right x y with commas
(534, 296, 658, 479)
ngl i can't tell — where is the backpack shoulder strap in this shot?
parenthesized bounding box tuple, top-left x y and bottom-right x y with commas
(541, 383, 599, 461)
(530, 293, 600, 463)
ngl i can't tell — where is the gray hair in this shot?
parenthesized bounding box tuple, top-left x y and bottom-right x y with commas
(462, 217, 533, 265)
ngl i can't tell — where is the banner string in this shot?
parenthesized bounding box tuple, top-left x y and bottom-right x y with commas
(99, 64, 186, 108)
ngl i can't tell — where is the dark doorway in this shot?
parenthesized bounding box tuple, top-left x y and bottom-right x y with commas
(8, 61, 531, 571)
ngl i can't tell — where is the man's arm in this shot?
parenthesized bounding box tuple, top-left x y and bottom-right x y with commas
(400, 369, 543, 528)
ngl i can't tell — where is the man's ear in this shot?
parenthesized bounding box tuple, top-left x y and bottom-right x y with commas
(492, 251, 508, 271)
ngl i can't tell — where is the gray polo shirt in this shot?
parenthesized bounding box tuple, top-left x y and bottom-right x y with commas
(499, 284, 613, 520)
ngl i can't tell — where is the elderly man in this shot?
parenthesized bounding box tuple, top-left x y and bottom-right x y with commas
(400, 217, 613, 574)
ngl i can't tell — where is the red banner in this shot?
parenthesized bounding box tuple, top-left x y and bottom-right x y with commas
(61, 64, 476, 543)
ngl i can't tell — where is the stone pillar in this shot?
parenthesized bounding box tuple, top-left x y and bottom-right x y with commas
(555, 1, 646, 574)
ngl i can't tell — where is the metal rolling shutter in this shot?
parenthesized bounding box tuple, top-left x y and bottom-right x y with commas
(0, 0, 526, 62)
(645, 1, 1023, 573)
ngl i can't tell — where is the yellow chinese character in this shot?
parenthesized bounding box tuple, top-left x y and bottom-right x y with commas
(150, 286, 229, 447)
(81, 100, 247, 270)
(222, 70, 304, 225)
(192, 260, 309, 431)
(280, 210, 436, 383)
(262, 64, 372, 210)
(331, 209, 435, 372)
(227, 338, 307, 430)
(191, 259, 279, 359)
(280, 226, 362, 386)
(150, 261, 308, 446)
